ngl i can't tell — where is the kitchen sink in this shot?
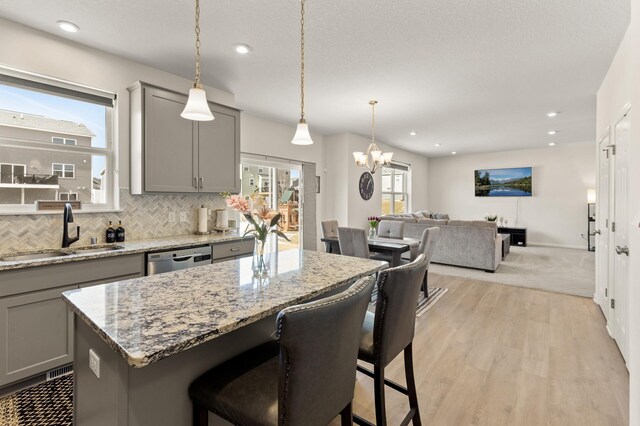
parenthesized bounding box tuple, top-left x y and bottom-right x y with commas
(72, 246, 124, 255)
(0, 251, 70, 261)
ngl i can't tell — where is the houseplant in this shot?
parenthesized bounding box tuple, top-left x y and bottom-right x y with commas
(224, 193, 290, 277)
(367, 216, 381, 238)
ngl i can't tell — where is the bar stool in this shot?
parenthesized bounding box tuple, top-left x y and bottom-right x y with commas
(354, 254, 429, 426)
(189, 275, 376, 425)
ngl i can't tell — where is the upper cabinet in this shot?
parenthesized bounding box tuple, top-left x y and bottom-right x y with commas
(129, 82, 241, 194)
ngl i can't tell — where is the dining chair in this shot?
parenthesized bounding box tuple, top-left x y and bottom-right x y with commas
(321, 219, 340, 253)
(189, 275, 376, 426)
(354, 254, 429, 426)
(376, 220, 404, 239)
(338, 227, 370, 259)
(402, 227, 440, 298)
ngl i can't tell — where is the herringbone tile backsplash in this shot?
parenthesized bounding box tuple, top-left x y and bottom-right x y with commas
(0, 190, 228, 254)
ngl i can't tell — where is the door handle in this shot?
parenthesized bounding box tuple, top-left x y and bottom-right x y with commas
(193, 177, 198, 188)
(199, 177, 203, 189)
(615, 245, 629, 256)
(593, 229, 601, 235)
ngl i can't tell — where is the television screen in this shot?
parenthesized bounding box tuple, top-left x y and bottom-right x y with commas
(475, 167, 532, 197)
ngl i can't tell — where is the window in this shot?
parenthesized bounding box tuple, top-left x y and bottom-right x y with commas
(381, 163, 410, 215)
(52, 163, 75, 179)
(0, 163, 26, 184)
(52, 137, 77, 145)
(0, 67, 116, 212)
(59, 192, 78, 201)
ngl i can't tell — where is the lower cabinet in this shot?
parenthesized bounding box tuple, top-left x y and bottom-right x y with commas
(0, 254, 145, 388)
(212, 239, 254, 263)
(0, 287, 75, 387)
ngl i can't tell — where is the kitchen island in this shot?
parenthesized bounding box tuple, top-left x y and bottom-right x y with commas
(62, 249, 386, 425)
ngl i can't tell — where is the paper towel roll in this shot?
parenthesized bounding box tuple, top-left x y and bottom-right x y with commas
(215, 209, 229, 228)
(198, 206, 208, 233)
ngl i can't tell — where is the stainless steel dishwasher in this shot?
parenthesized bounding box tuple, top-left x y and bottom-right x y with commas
(146, 245, 212, 275)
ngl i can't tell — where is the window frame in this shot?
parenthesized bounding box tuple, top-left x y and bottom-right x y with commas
(59, 192, 78, 201)
(0, 66, 118, 214)
(52, 137, 77, 146)
(52, 163, 76, 179)
(381, 164, 411, 215)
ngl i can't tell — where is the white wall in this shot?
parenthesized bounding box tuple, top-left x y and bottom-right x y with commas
(322, 132, 430, 229)
(597, 0, 640, 421)
(427, 143, 596, 249)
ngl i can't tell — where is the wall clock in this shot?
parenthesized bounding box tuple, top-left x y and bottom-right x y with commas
(359, 172, 374, 200)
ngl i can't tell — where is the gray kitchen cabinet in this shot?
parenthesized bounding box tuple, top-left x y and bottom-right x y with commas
(0, 254, 144, 388)
(211, 239, 254, 262)
(0, 286, 75, 387)
(129, 82, 241, 194)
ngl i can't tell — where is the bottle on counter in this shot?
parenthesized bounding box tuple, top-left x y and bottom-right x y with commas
(116, 220, 126, 243)
(106, 221, 116, 243)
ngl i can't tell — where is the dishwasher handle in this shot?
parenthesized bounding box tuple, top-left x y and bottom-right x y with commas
(173, 255, 196, 262)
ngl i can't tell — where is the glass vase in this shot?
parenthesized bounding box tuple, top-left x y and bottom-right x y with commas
(369, 225, 377, 238)
(252, 237, 272, 278)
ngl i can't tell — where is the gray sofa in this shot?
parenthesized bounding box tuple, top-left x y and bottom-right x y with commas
(381, 213, 502, 272)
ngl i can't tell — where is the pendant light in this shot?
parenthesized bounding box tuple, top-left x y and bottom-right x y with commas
(353, 100, 393, 174)
(291, 0, 314, 145)
(181, 0, 214, 121)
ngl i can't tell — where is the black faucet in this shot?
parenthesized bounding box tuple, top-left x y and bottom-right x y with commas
(62, 203, 80, 248)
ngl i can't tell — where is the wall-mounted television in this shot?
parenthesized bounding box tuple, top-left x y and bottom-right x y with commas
(475, 167, 532, 197)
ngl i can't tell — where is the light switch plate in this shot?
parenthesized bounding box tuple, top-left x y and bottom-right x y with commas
(89, 349, 100, 379)
(179, 212, 188, 223)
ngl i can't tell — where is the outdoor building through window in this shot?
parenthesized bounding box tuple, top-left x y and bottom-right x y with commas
(381, 163, 410, 215)
(0, 68, 116, 211)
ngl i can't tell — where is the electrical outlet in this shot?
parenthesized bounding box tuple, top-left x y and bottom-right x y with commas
(168, 212, 176, 223)
(89, 349, 100, 379)
(179, 211, 188, 223)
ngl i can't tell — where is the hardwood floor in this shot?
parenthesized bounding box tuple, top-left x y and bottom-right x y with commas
(335, 273, 629, 425)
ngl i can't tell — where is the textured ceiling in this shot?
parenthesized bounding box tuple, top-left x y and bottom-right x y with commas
(0, 0, 629, 156)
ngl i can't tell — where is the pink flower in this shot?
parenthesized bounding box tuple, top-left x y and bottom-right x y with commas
(226, 195, 250, 213)
(254, 205, 278, 221)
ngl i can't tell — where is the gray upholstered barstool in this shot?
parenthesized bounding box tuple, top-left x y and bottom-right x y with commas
(354, 255, 429, 426)
(402, 227, 440, 298)
(189, 275, 376, 426)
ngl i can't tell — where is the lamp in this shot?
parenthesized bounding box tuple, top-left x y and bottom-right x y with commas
(352, 100, 393, 174)
(181, 0, 214, 121)
(291, 0, 313, 145)
(587, 189, 596, 204)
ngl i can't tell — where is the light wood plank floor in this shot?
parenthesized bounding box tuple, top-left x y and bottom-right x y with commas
(333, 273, 629, 425)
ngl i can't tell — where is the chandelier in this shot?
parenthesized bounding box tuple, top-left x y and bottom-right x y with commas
(353, 100, 393, 174)
(181, 0, 214, 121)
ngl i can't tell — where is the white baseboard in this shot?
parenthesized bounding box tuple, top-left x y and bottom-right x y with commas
(528, 242, 588, 250)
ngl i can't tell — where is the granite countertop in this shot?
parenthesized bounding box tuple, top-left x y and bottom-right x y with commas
(62, 250, 387, 368)
(0, 233, 251, 272)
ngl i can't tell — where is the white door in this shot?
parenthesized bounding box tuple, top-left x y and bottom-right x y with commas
(597, 132, 612, 324)
(612, 108, 630, 362)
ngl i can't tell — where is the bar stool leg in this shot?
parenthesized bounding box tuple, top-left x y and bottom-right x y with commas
(341, 402, 353, 426)
(374, 366, 387, 426)
(404, 343, 422, 426)
(193, 402, 208, 426)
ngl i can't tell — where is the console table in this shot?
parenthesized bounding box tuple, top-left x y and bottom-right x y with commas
(498, 226, 527, 247)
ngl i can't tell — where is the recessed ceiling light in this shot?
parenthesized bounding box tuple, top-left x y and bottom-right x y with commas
(548, 142, 556, 146)
(548, 130, 557, 135)
(409, 131, 417, 136)
(451, 151, 457, 155)
(234, 44, 252, 54)
(546, 112, 558, 117)
(434, 143, 441, 147)
(57, 20, 79, 33)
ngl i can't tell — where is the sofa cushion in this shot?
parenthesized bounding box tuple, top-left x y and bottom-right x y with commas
(433, 213, 450, 220)
(414, 210, 433, 218)
(417, 218, 448, 227)
(448, 220, 497, 229)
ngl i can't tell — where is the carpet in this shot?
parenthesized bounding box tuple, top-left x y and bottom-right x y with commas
(429, 245, 595, 298)
(0, 374, 72, 426)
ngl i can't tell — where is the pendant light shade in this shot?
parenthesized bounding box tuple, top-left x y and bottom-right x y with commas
(181, 0, 214, 121)
(291, 0, 313, 145)
(292, 120, 314, 145)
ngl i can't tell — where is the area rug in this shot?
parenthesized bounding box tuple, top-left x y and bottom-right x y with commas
(429, 245, 595, 298)
(370, 288, 448, 317)
(0, 374, 72, 426)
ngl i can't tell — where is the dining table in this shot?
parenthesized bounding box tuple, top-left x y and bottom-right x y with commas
(321, 235, 420, 267)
